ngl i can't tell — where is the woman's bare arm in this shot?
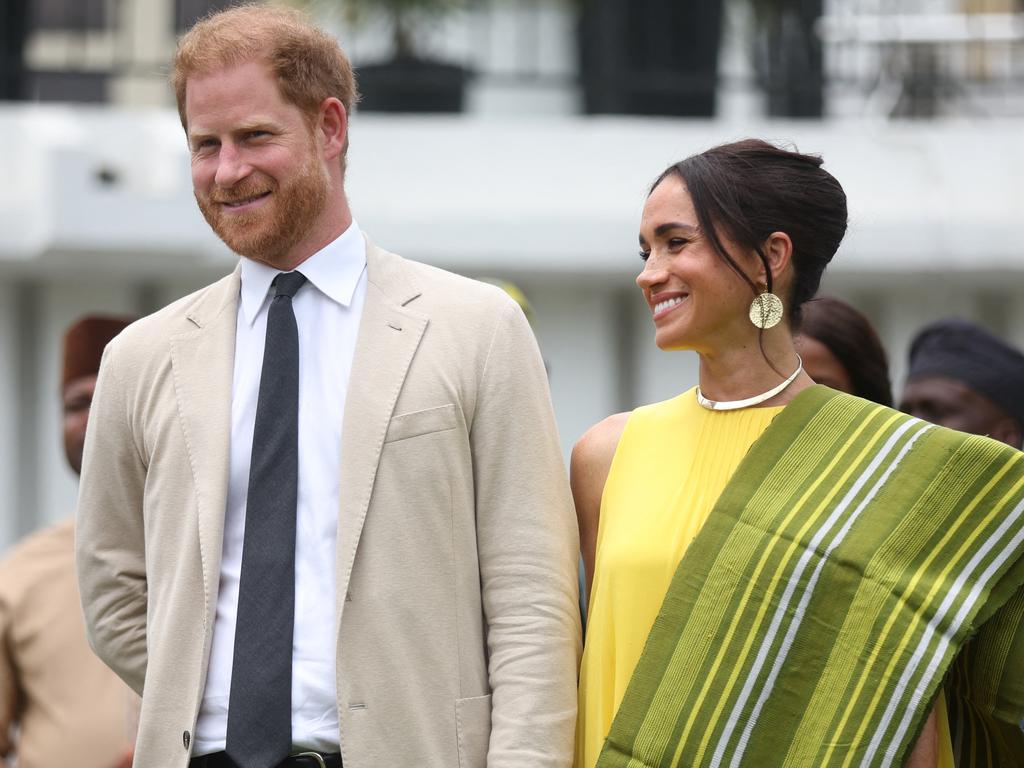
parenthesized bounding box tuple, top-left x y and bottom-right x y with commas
(905, 706, 939, 768)
(571, 412, 630, 617)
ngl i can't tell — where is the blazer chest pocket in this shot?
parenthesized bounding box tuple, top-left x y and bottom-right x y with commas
(384, 403, 458, 443)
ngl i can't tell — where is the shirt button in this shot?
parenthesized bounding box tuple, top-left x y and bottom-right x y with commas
(183, 730, 191, 749)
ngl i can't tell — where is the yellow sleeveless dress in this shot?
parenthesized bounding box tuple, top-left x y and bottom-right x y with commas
(574, 388, 953, 768)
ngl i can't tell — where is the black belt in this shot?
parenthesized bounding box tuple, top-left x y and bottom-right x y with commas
(190, 751, 342, 768)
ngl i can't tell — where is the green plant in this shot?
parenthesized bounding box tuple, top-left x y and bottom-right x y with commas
(747, 0, 800, 21)
(342, 0, 470, 58)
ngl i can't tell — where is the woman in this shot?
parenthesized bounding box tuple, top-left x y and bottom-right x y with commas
(796, 296, 892, 406)
(573, 140, 1024, 767)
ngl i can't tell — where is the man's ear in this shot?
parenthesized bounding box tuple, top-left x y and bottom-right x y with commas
(318, 97, 347, 161)
(990, 417, 1024, 449)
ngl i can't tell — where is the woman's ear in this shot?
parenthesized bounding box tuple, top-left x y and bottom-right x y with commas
(759, 231, 794, 287)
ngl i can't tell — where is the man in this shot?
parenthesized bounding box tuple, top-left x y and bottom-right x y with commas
(900, 316, 1024, 763)
(0, 315, 135, 768)
(75, 6, 580, 768)
(901, 317, 1024, 449)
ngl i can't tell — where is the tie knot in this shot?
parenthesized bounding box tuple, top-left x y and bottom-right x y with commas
(273, 271, 307, 299)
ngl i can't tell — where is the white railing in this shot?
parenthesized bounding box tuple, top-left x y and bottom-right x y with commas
(819, 10, 1024, 117)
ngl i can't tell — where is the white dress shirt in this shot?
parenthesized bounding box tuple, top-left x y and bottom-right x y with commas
(194, 223, 368, 755)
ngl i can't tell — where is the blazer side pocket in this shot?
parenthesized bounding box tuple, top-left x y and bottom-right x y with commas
(455, 693, 492, 768)
(384, 403, 457, 443)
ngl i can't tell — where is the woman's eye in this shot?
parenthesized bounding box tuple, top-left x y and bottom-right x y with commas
(668, 238, 689, 249)
(638, 250, 650, 262)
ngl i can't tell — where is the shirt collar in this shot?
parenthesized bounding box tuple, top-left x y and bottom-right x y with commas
(238, 221, 367, 326)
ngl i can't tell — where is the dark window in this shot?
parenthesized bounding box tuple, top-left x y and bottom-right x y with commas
(175, 0, 245, 32)
(0, 0, 30, 99)
(26, 70, 107, 102)
(29, 0, 107, 31)
(578, 0, 725, 117)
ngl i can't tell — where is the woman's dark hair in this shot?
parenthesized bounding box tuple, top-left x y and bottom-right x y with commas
(651, 139, 848, 327)
(799, 297, 893, 406)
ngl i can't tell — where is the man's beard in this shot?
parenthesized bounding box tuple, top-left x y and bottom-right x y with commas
(196, 147, 329, 266)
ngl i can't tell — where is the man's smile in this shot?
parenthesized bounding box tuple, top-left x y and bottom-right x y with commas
(218, 191, 272, 211)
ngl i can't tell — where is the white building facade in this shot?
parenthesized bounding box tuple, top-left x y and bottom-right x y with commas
(2, 0, 1023, 549)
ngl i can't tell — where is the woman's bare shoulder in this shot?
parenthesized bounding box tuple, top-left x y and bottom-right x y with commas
(571, 412, 632, 487)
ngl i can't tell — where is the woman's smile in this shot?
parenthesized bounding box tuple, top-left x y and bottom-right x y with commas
(651, 294, 689, 321)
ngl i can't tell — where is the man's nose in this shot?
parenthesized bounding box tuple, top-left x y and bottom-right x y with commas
(214, 143, 251, 188)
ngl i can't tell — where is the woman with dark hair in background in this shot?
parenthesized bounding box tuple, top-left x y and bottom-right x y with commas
(572, 139, 1024, 768)
(796, 296, 893, 406)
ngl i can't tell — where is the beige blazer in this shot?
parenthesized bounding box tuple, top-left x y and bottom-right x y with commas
(76, 242, 581, 767)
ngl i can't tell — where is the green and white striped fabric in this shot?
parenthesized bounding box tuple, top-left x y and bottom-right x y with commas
(597, 386, 1024, 768)
(945, 588, 1024, 765)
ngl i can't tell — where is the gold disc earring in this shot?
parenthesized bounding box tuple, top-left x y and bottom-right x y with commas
(749, 291, 784, 329)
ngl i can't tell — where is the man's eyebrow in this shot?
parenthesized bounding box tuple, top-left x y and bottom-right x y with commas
(187, 129, 215, 146)
(187, 122, 278, 144)
(232, 121, 278, 133)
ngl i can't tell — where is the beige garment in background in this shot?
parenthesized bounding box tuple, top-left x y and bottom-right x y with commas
(0, 518, 135, 768)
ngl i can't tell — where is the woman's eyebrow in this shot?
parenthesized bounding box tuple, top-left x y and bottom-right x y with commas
(653, 222, 698, 237)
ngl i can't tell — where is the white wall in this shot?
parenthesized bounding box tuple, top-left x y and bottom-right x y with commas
(519, 282, 623, 459)
(28, 281, 142, 532)
(0, 284, 18, 546)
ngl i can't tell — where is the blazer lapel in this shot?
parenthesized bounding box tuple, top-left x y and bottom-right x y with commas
(336, 242, 427, 619)
(169, 267, 239, 621)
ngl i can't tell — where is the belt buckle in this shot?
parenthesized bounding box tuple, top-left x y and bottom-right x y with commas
(294, 752, 328, 768)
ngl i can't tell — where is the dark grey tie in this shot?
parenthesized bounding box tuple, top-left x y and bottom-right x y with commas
(226, 271, 307, 768)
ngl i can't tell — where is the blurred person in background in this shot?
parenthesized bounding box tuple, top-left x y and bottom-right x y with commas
(900, 318, 1024, 762)
(75, 6, 579, 768)
(795, 295, 893, 405)
(0, 315, 135, 768)
(572, 139, 1024, 768)
(479, 278, 537, 328)
(901, 318, 1024, 449)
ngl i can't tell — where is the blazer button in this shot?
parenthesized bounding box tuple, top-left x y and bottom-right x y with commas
(183, 730, 191, 750)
